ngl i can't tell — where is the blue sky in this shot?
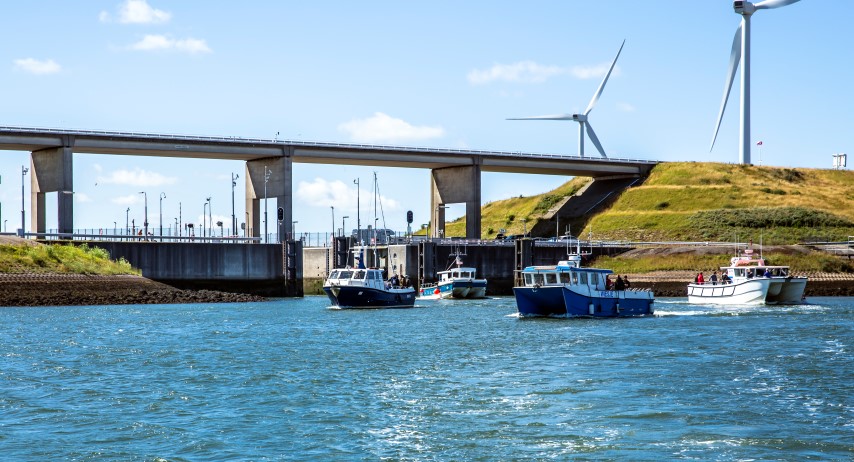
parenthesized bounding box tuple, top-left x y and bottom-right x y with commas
(0, 1, 851, 236)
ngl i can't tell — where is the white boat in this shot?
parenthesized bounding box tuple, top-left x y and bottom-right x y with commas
(687, 248, 807, 305)
(419, 265, 487, 300)
(323, 267, 416, 309)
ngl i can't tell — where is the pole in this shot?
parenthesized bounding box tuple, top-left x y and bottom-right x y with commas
(354, 178, 360, 244)
(231, 172, 238, 236)
(342, 216, 348, 239)
(139, 191, 148, 238)
(21, 165, 29, 236)
(125, 207, 129, 239)
(159, 192, 165, 237)
(208, 198, 212, 239)
(331, 206, 335, 244)
(264, 166, 270, 244)
(179, 202, 182, 237)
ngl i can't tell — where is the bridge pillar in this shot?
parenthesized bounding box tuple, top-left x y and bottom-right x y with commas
(30, 145, 74, 235)
(430, 163, 481, 239)
(246, 149, 292, 242)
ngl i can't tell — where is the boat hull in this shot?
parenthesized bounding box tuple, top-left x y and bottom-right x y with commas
(324, 285, 416, 309)
(513, 286, 654, 318)
(687, 279, 771, 305)
(765, 277, 807, 304)
(420, 279, 487, 300)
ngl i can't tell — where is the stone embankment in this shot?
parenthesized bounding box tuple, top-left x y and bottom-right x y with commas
(625, 271, 854, 297)
(0, 273, 266, 307)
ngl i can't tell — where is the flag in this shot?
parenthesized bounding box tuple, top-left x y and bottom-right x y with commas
(756, 141, 763, 146)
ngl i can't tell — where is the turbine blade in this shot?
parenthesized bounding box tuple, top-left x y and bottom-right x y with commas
(585, 122, 607, 158)
(584, 39, 626, 116)
(710, 23, 742, 152)
(754, 0, 801, 9)
(507, 114, 575, 121)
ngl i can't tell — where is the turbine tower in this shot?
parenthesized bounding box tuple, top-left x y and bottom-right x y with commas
(710, 0, 802, 165)
(508, 40, 625, 158)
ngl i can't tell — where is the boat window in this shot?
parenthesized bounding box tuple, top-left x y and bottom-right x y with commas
(734, 269, 743, 278)
(524, 274, 534, 285)
(353, 270, 366, 280)
(580, 272, 588, 285)
(571, 272, 578, 285)
(780, 268, 787, 276)
(338, 271, 352, 279)
(462, 272, 471, 279)
(559, 272, 570, 284)
(329, 271, 340, 279)
(545, 273, 558, 285)
(533, 273, 545, 286)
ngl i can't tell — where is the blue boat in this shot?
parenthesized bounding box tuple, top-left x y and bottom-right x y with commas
(323, 268, 416, 309)
(419, 266, 488, 300)
(513, 254, 654, 318)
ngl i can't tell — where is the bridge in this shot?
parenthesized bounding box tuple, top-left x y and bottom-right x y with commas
(0, 126, 657, 239)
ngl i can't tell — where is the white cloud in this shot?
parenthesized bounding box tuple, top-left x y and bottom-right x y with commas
(297, 178, 400, 212)
(338, 112, 444, 143)
(75, 193, 92, 203)
(13, 58, 61, 75)
(98, 168, 177, 187)
(617, 102, 636, 112)
(100, 0, 171, 24)
(129, 34, 211, 54)
(112, 194, 143, 205)
(467, 61, 621, 84)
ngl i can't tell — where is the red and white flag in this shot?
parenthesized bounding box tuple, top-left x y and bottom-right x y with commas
(756, 141, 763, 146)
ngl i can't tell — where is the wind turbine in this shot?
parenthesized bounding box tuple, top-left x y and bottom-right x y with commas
(710, 0, 802, 165)
(508, 40, 625, 158)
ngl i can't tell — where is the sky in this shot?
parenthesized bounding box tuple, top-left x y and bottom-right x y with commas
(0, 0, 851, 237)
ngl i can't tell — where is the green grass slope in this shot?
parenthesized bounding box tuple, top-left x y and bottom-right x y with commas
(0, 240, 139, 275)
(444, 162, 854, 244)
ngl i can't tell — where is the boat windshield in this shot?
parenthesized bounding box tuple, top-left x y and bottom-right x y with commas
(329, 271, 340, 279)
(353, 270, 366, 280)
(338, 271, 353, 279)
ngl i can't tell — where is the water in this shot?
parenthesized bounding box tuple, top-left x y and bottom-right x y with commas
(1, 296, 852, 461)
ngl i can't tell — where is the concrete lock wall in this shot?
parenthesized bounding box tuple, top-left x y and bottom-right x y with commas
(91, 242, 295, 296)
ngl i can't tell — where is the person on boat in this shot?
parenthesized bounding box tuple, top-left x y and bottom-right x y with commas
(763, 268, 772, 278)
(623, 276, 631, 289)
(710, 271, 718, 285)
(696, 272, 705, 285)
(614, 275, 625, 291)
(721, 272, 731, 284)
(605, 275, 613, 290)
(390, 274, 400, 287)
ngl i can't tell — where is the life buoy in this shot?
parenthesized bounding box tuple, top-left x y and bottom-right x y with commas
(434, 288, 440, 295)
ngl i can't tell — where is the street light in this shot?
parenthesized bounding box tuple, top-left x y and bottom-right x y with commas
(330, 206, 335, 242)
(207, 196, 212, 239)
(139, 191, 148, 239)
(125, 207, 130, 239)
(3, 219, 6, 232)
(203, 197, 211, 239)
(231, 172, 239, 236)
(342, 216, 349, 238)
(21, 165, 29, 236)
(264, 166, 271, 244)
(159, 192, 166, 237)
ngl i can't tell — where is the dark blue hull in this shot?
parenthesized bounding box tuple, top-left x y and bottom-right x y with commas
(563, 288, 654, 317)
(513, 286, 654, 318)
(324, 285, 416, 309)
(513, 286, 566, 317)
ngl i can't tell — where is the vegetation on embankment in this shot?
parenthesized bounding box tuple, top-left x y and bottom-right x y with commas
(442, 162, 854, 245)
(587, 247, 854, 274)
(0, 241, 138, 275)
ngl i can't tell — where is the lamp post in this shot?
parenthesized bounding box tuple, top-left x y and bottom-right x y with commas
(231, 172, 239, 236)
(264, 166, 270, 244)
(330, 206, 335, 243)
(21, 165, 29, 236)
(139, 191, 148, 238)
(174, 217, 178, 237)
(354, 178, 360, 244)
(125, 207, 130, 239)
(203, 200, 209, 239)
(159, 192, 166, 237)
(207, 197, 212, 239)
(342, 216, 348, 238)
(178, 201, 182, 237)
(113, 221, 117, 236)
(3, 219, 6, 232)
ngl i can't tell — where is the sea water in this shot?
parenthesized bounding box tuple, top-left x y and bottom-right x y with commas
(1, 296, 852, 461)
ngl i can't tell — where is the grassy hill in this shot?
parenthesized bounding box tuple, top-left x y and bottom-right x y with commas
(444, 162, 854, 245)
(0, 237, 138, 275)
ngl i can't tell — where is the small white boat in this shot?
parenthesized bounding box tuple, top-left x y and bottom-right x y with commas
(687, 248, 807, 305)
(419, 266, 487, 300)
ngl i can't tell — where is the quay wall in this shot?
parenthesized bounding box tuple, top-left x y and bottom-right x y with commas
(84, 241, 298, 296)
(304, 241, 632, 296)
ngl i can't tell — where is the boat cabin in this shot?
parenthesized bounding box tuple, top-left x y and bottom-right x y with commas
(725, 266, 790, 280)
(326, 268, 387, 290)
(438, 267, 477, 282)
(520, 259, 612, 290)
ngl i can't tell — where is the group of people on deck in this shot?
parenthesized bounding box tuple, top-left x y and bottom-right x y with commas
(387, 274, 410, 289)
(695, 271, 731, 285)
(605, 275, 631, 291)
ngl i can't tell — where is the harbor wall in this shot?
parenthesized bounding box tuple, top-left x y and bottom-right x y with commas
(83, 241, 303, 297)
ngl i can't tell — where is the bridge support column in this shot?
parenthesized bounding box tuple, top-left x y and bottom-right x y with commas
(430, 163, 481, 239)
(246, 149, 292, 242)
(30, 145, 74, 236)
